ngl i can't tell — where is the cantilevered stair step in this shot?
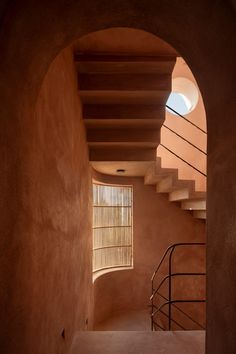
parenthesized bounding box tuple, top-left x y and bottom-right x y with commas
(83, 104, 165, 120)
(169, 187, 193, 201)
(84, 118, 164, 130)
(79, 73, 171, 91)
(144, 166, 178, 185)
(90, 147, 157, 162)
(169, 189, 206, 203)
(181, 199, 206, 211)
(156, 174, 178, 193)
(168, 184, 206, 202)
(79, 90, 170, 105)
(144, 157, 176, 185)
(87, 128, 161, 147)
(168, 179, 195, 194)
(193, 210, 206, 219)
(76, 53, 175, 165)
(75, 54, 176, 74)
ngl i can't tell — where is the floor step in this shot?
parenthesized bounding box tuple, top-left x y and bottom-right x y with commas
(69, 331, 205, 354)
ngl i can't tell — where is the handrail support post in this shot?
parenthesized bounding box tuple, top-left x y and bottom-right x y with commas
(169, 247, 175, 330)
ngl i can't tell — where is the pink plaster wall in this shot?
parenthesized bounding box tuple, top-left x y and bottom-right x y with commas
(157, 58, 207, 191)
(93, 173, 205, 330)
(31, 48, 93, 353)
(0, 48, 93, 354)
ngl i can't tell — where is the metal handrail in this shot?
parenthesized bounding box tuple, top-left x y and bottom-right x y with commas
(152, 296, 206, 318)
(151, 242, 206, 331)
(151, 242, 205, 282)
(154, 291, 204, 329)
(163, 124, 206, 155)
(166, 105, 207, 134)
(162, 106, 207, 176)
(151, 272, 206, 300)
(152, 299, 206, 331)
(160, 143, 207, 177)
(152, 306, 186, 330)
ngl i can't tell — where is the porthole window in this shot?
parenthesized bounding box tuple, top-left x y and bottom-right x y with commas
(167, 77, 199, 116)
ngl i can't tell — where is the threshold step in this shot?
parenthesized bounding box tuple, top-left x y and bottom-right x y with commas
(69, 331, 205, 354)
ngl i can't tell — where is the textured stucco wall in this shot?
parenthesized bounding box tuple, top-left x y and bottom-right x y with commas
(0, 47, 93, 353)
(158, 57, 207, 192)
(31, 48, 93, 353)
(0, 1, 236, 353)
(93, 174, 205, 329)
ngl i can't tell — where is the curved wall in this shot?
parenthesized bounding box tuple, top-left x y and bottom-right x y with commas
(0, 46, 93, 353)
(93, 172, 205, 329)
(157, 58, 207, 191)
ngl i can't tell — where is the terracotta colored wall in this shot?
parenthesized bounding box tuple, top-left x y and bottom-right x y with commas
(0, 47, 93, 353)
(157, 58, 207, 192)
(0, 1, 236, 353)
(93, 173, 205, 329)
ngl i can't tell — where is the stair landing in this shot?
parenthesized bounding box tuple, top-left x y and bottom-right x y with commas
(69, 330, 205, 354)
(94, 309, 150, 331)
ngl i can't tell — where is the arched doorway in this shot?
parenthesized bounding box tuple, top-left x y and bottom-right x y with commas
(0, 2, 236, 353)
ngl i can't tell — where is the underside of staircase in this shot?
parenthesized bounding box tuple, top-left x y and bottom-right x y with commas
(75, 48, 206, 220)
(75, 53, 176, 162)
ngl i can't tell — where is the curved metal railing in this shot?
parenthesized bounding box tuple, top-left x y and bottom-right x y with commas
(150, 242, 206, 331)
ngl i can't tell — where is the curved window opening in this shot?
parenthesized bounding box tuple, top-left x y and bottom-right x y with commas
(167, 77, 199, 116)
(93, 183, 133, 274)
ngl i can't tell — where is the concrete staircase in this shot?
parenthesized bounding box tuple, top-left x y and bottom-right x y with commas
(144, 157, 206, 220)
(75, 53, 176, 162)
(75, 52, 206, 221)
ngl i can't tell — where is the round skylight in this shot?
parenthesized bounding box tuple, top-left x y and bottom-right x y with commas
(167, 77, 199, 116)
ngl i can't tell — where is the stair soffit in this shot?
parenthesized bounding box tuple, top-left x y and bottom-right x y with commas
(76, 53, 175, 169)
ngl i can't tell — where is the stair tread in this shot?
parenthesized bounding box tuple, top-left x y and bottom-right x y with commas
(75, 54, 176, 74)
(69, 331, 205, 354)
(193, 210, 207, 219)
(80, 90, 170, 104)
(84, 119, 163, 129)
(181, 199, 206, 211)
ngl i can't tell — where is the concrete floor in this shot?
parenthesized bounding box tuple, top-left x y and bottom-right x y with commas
(94, 309, 151, 331)
(69, 331, 205, 354)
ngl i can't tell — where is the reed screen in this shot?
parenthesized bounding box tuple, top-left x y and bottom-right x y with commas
(93, 183, 133, 272)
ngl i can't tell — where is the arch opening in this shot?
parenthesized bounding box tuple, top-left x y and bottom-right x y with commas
(6, 1, 236, 350)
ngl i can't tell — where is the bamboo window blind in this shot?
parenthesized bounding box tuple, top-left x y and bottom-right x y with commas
(93, 183, 133, 272)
